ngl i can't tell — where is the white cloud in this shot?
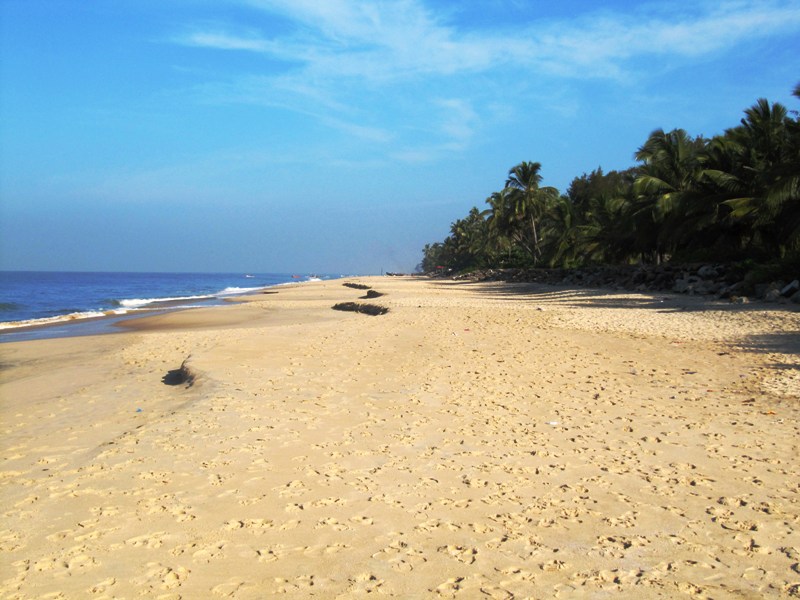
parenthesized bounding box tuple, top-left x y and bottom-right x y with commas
(179, 0, 800, 80)
(435, 98, 478, 147)
(170, 0, 800, 160)
(319, 116, 394, 144)
(178, 31, 274, 53)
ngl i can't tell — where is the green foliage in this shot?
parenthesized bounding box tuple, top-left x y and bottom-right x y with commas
(419, 84, 800, 273)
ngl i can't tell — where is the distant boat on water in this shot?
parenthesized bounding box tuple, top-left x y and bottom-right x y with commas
(291, 274, 322, 281)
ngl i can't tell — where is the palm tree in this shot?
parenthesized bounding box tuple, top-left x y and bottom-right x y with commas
(504, 161, 560, 264)
(485, 189, 518, 265)
(633, 129, 706, 262)
(578, 191, 638, 264)
(540, 194, 579, 267)
(447, 207, 490, 271)
(722, 98, 799, 255)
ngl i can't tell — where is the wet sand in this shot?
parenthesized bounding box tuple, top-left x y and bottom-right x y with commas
(1, 277, 799, 598)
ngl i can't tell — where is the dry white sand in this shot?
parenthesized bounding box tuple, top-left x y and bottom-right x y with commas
(1, 277, 799, 598)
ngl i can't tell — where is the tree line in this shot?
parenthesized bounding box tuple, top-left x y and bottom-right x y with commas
(419, 84, 800, 275)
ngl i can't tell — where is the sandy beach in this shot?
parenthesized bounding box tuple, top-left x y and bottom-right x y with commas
(1, 276, 799, 599)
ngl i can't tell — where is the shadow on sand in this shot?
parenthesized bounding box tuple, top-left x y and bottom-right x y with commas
(428, 279, 800, 364)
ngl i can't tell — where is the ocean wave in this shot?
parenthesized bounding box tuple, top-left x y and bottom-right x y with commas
(0, 310, 115, 331)
(0, 284, 273, 332)
(117, 294, 214, 309)
(217, 286, 264, 295)
(116, 286, 266, 308)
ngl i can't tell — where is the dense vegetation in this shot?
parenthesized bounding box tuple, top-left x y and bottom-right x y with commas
(419, 85, 800, 276)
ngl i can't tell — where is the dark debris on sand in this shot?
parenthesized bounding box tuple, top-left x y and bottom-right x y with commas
(332, 302, 389, 316)
(361, 290, 385, 299)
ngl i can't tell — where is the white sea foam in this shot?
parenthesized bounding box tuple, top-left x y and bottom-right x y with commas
(0, 288, 262, 330)
(117, 286, 265, 308)
(217, 286, 263, 295)
(0, 310, 113, 330)
(0, 273, 331, 339)
(0, 281, 304, 333)
(117, 294, 213, 309)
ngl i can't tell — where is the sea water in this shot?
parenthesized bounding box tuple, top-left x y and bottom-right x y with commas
(0, 271, 337, 342)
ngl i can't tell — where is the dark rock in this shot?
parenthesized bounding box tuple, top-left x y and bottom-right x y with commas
(781, 279, 799, 297)
(697, 265, 719, 279)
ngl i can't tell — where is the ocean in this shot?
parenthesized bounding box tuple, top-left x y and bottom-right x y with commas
(0, 271, 339, 342)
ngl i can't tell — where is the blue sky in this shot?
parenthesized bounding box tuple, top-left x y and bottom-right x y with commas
(1, 0, 798, 274)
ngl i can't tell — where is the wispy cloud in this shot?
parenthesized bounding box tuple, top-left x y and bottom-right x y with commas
(435, 98, 479, 149)
(178, 0, 800, 79)
(170, 0, 800, 158)
(178, 30, 275, 53)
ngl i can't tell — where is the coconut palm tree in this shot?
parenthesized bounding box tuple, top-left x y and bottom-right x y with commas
(633, 129, 707, 262)
(539, 194, 580, 267)
(504, 161, 560, 264)
(485, 189, 519, 265)
(721, 98, 799, 255)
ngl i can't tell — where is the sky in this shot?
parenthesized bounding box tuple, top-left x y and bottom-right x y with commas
(1, 0, 799, 274)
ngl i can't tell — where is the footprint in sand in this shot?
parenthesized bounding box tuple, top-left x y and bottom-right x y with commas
(190, 542, 227, 563)
(301, 543, 350, 557)
(314, 517, 351, 531)
(132, 562, 190, 591)
(223, 518, 274, 533)
(371, 539, 427, 572)
(89, 577, 117, 594)
(438, 544, 478, 564)
(539, 559, 567, 572)
(352, 573, 387, 593)
(309, 496, 345, 508)
(275, 479, 307, 497)
(434, 576, 465, 596)
(212, 578, 254, 597)
(256, 545, 289, 563)
(125, 531, 167, 549)
(273, 574, 321, 593)
(497, 566, 537, 586)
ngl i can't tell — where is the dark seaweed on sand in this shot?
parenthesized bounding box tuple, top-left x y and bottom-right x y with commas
(162, 358, 195, 387)
(343, 282, 371, 290)
(361, 290, 385, 299)
(332, 302, 389, 316)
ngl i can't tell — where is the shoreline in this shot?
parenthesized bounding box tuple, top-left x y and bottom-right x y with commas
(2, 270, 796, 345)
(0, 280, 323, 343)
(1, 276, 798, 598)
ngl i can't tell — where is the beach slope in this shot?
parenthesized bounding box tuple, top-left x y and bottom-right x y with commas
(1, 277, 799, 598)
